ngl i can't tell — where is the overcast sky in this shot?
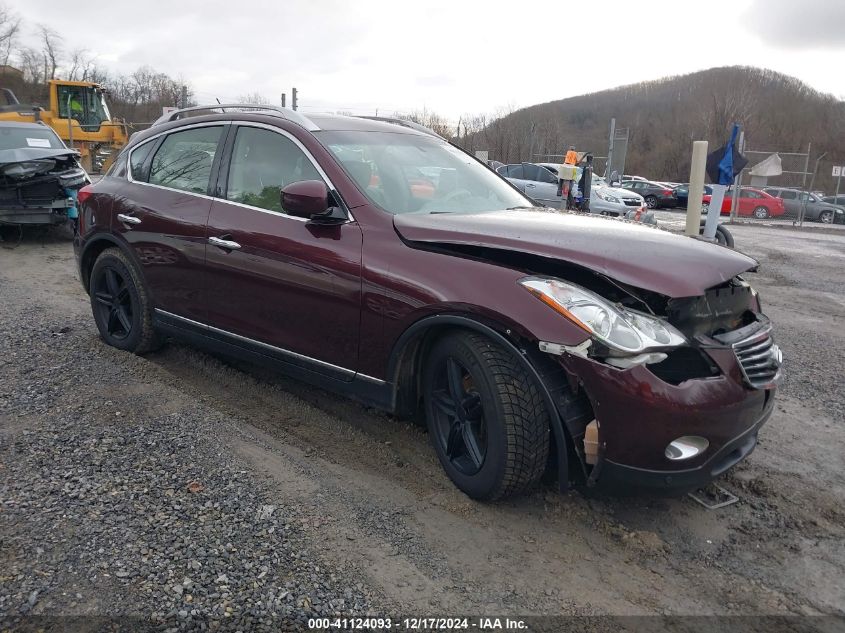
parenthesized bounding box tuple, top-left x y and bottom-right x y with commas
(5, 0, 844, 122)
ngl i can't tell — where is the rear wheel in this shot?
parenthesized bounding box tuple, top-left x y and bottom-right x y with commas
(90, 248, 162, 354)
(819, 210, 834, 224)
(753, 206, 770, 219)
(644, 195, 657, 209)
(422, 331, 550, 500)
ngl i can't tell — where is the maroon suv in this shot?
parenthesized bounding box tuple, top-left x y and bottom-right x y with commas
(74, 106, 781, 500)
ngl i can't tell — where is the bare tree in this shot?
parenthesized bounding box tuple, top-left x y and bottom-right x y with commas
(68, 48, 96, 81)
(0, 3, 20, 67)
(37, 24, 62, 80)
(237, 92, 270, 105)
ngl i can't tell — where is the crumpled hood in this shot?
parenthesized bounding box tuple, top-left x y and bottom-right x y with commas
(394, 209, 758, 298)
(0, 147, 79, 166)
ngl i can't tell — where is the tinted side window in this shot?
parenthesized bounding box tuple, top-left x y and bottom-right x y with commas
(226, 126, 322, 214)
(521, 164, 540, 181)
(536, 167, 557, 184)
(780, 190, 797, 200)
(107, 151, 128, 179)
(129, 140, 155, 181)
(508, 165, 524, 179)
(149, 126, 222, 194)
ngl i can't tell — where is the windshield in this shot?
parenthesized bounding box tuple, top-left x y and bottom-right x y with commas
(0, 125, 64, 150)
(317, 130, 531, 214)
(57, 84, 111, 131)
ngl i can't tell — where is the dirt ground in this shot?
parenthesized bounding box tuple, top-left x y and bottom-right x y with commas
(1, 223, 843, 624)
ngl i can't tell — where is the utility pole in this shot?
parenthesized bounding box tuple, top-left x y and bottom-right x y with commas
(291, 87, 298, 111)
(800, 152, 826, 227)
(797, 142, 811, 227)
(606, 118, 616, 180)
(181, 85, 188, 109)
(281, 93, 286, 108)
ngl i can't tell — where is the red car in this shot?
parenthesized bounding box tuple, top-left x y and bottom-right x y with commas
(702, 187, 785, 219)
(73, 106, 781, 500)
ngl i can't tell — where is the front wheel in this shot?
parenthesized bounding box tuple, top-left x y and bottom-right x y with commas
(90, 248, 162, 354)
(644, 195, 657, 209)
(753, 206, 770, 219)
(819, 210, 834, 224)
(422, 332, 550, 500)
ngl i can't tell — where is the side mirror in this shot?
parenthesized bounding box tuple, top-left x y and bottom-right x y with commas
(280, 180, 330, 219)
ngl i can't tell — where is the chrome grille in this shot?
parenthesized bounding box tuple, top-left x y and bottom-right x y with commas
(732, 328, 781, 389)
(622, 198, 641, 206)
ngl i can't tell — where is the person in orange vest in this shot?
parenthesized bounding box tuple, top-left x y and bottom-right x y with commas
(557, 146, 579, 206)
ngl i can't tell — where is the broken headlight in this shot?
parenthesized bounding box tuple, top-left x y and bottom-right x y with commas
(520, 276, 686, 355)
(2, 159, 56, 179)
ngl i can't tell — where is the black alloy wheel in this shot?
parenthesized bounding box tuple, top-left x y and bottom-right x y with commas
(430, 356, 488, 475)
(93, 266, 133, 340)
(89, 248, 162, 353)
(422, 331, 550, 500)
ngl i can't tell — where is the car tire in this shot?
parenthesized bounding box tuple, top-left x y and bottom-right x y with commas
(644, 195, 657, 209)
(819, 210, 834, 224)
(715, 225, 735, 247)
(89, 247, 162, 354)
(422, 331, 550, 501)
(753, 206, 770, 219)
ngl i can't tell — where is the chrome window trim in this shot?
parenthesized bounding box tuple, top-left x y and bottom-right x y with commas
(126, 121, 230, 189)
(124, 119, 355, 223)
(154, 308, 385, 385)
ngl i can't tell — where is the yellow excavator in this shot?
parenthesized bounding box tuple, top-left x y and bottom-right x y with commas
(0, 79, 128, 172)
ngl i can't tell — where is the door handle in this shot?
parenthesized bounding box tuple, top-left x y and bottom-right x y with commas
(117, 213, 141, 225)
(525, 183, 536, 188)
(208, 236, 242, 250)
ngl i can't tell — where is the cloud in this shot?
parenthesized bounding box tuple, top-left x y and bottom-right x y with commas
(742, 0, 845, 49)
(4, 0, 845, 119)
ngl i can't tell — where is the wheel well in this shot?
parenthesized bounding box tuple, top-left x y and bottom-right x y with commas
(79, 239, 114, 292)
(388, 316, 590, 489)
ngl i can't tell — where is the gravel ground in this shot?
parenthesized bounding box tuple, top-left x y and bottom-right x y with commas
(1, 225, 844, 631)
(0, 237, 385, 629)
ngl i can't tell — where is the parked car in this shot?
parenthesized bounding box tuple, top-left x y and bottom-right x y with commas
(619, 179, 676, 208)
(496, 162, 649, 220)
(763, 187, 845, 224)
(0, 121, 89, 232)
(74, 106, 781, 500)
(701, 187, 785, 219)
(822, 194, 845, 206)
(673, 183, 713, 208)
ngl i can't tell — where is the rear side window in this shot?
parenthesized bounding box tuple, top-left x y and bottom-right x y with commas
(508, 165, 524, 179)
(225, 126, 322, 214)
(779, 190, 797, 200)
(536, 167, 557, 184)
(149, 126, 223, 194)
(129, 140, 155, 181)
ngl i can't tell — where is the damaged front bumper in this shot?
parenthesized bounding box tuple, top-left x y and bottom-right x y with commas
(556, 320, 780, 494)
(0, 166, 87, 226)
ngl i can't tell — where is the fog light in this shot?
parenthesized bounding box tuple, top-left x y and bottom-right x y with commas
(665, 436, 709, 461)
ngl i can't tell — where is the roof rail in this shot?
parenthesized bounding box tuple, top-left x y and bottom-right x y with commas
(356, 116, 444, 140)
(151, 104, 319, 131)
